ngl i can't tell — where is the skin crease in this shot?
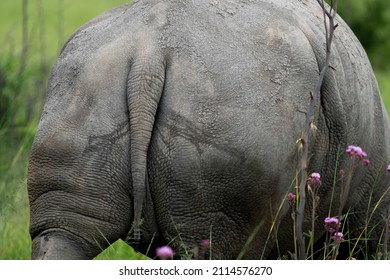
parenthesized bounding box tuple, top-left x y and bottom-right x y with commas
(28, 0, 390, 259)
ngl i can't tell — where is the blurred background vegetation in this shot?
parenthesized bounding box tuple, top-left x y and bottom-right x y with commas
(0, 0, 389, 259)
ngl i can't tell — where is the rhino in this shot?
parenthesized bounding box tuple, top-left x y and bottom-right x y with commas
(28, 0, 390, 259)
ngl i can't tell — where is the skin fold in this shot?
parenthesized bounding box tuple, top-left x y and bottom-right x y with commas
(28, 0, 390, 259)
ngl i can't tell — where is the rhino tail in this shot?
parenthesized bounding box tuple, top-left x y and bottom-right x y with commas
(126, 54, 166, 244)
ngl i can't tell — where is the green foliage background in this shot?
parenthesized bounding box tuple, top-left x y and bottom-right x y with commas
(0, 0, 389, 259)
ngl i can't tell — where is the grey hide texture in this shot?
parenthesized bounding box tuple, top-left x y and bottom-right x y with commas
(28, 0, 390, 259)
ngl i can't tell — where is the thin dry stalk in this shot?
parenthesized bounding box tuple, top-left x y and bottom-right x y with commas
(296, 0, 338, 260)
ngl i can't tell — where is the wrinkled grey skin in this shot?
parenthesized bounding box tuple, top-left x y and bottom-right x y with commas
(28, 0, 390, 259)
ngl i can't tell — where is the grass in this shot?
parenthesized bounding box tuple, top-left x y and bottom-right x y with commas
(0, 0, 132, 56)
(0, 0, 135, 260)
(377, 71, 390, 117)
(0, 0, 389, 260)
(94, 240, 150, 260)
(0, 125, 34, 259)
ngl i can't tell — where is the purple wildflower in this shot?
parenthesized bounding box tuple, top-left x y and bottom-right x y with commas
(201, 239, 210, 249)
(287, 192, 296, 201)
(156, 246, 174, 260)
(346, 145, 371, 167)
(331, 232, 344, 243)
(325, 217, 336, 223)
(387, 164, 390, 173)
(196, 239, 211, 260)
(324, 217, 341, 234)
(346, 145, 367, 160)
(286, 192, 296, 207)
(307, 172, 321, 187)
